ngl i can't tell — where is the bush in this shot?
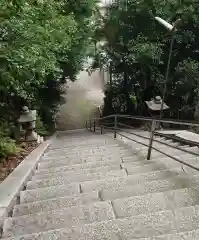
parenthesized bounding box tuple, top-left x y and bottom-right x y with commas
(0, 137, 18, 158)
(0, 120, 22, 158)
(35, 116, 49, 136)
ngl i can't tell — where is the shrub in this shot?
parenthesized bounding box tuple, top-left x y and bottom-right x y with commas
(35, 116, 49, 136)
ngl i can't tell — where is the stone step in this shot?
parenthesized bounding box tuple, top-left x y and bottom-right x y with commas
(34, 157, 192, 182)
(37, 156, 196, 180)
(26, 169, 127, 190)
(35, 158, 189, 182)
(135, 144, 190, 153)
(50, 140, 116, 147)
(37, 156, 126, 169)
(40, 152, 137, 164)
(14, 191, 99, 216)
(155, 138, 181, 144)
(139, 146, 199, 159)
(33, 165, 121, 181)
(82, 173, 199, 194)
(45, 146, 130, 156)
(111, 186, 199, 218)
(4, 222, 199, 240)
(113, 205, 199, 239)
(17, 181, 199, 219)
(5, 206, 199, 239)
(42, 148, 131, 159)
(40, 153, 119, 162)
(62, 143, 124, 149)
(148, 146, 198, 155)
(20, 183, 80, 203)
(134, 141, 183, 151)
(43, 147, 126, 157)
(155, 137, 183, 145)
(125, 159, 199, 174)
(100, 175, 199, 201)
(119, 134, 186, 150)
(123, 159, 199, 175)
(151, 155, 199, 166)
(3, 201, 115, 238)
(141, 229, 199, 240)
(48, 140, 116, 149)
(49, 143, 117, 150)
(36, 160, 122, 176)
(45, 145, 123, 155)
(46, 147, 126, 156)
(121, 158, 181, 169)
(123, 162, 179, 175)
(21, 169, 179, 204)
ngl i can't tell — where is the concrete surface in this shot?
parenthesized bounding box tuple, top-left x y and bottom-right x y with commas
(2, 130, 199, 239)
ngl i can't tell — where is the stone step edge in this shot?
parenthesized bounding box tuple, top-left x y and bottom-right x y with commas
(3, 207, 199, 240)
(21, 170, 199, 205)
(32, 165, 123, 180)
(13, 191, 100, 216)
(15, 185, 199, 218)
(35, 153, 196, 176)
(32, 161, 189, 182)
(30, 163, 199, 189)
(19, 168, 184, 204)
(47, 144, 121, 152)
(26, 169, 127, 190)
(3, 200, 113, 226)
(42, 148, 130, 159)
(35, 161, 123, 175)
(0, 134, 56, 229)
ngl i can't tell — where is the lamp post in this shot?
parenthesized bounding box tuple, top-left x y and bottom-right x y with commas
(155, 17, 182, 118)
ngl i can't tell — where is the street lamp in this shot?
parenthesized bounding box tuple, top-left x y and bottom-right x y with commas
(155, 17, 182, 118)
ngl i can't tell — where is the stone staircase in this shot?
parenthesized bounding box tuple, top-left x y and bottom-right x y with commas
(2, 130, 199, 239)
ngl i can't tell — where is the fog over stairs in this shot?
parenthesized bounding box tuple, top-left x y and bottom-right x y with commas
(2, 129, 199, 239)
(56, 68, 106, 130)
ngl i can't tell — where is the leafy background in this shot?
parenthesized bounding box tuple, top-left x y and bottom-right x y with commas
(0, 0, 97, 158)
(93, 0, 199, 122)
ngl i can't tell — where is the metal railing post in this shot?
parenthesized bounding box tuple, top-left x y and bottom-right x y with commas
(147, 119, 156, 160)
(114, 115, 117, 139)
(89, 120, 92, 131)
(93, 119, 96, 132)
(100, 121, 103, 134)
(86, 121, 88, 129)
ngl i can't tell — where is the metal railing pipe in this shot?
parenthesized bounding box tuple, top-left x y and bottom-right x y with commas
(93, 119, 96, 132)
(147, 119, 156, 160)
(114, 115, 117, 138)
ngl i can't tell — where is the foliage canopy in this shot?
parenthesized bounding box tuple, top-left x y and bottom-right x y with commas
(95, 0, 199, 121)
(0, 0, 97, 156)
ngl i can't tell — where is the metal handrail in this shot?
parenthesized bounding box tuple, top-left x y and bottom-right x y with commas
(118, 123, 199, 157)
(93, 114, 199, 127)
(155, 131, 199, 147)
(116, 131, 199, 172)
(85, 114, 199, 173)
(120, 129, 199, 157)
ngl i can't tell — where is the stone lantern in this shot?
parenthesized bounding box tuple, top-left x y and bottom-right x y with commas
(18, 106, 40, 142)
(145, 96, 169, 129)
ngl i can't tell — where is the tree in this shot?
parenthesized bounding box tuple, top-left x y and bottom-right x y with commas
(95, 0, 199, 120)
(0, 0, 97, 156)
(0, 0, 96, 123)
